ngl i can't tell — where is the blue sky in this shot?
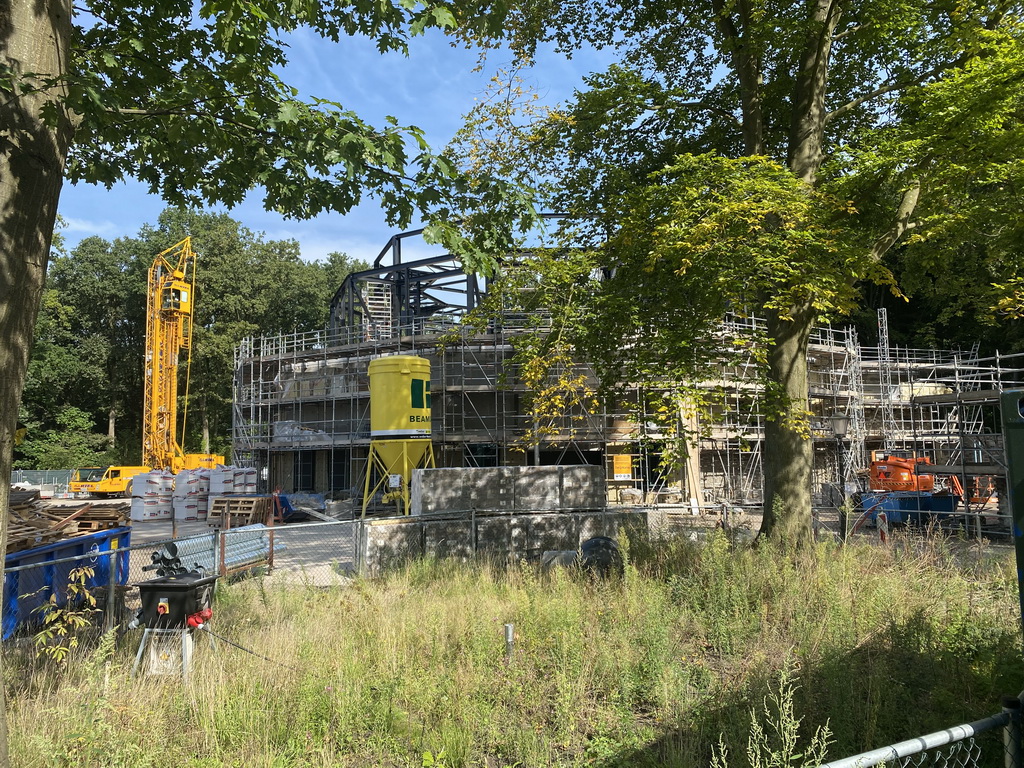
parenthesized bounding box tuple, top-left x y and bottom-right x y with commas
(57, 29, 610, 264)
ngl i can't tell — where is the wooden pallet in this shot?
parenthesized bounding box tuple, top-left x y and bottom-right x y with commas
(207, 496, 271, 528)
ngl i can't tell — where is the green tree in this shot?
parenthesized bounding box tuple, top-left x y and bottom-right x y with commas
(854, 26, 1024, 351)
(132, 208, 368, 456)
(19, 210, 370, 468)
(1, 3, 529, 755)
(460, 1, 1024, 545)
(14, 407, 112, 470)
(43, 236, 148, 449)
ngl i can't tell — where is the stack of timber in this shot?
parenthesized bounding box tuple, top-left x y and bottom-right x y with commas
(207, 495, 272, 529)
(6, 489, 129, 554)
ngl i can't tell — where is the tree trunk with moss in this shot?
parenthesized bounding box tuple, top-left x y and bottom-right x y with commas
(0, 0, 74, 759)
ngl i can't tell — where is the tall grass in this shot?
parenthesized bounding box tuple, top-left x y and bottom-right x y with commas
(5, 529, 1020, 767)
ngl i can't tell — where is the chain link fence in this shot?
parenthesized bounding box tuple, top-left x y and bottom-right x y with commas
(9, 469, 73, 497)
(1, 519, 361, 636)
(0, 504, 910, 633)
(816, 704, 1019, 768)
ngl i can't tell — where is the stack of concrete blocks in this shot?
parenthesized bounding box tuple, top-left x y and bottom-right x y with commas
(240, 467, 258, 493)
(172, 469, 201, 521)
(360, 465, 610, 570)
(130, 470, 173, 521)
(411, 465, 606, 516)
(362, 517, 432, 573)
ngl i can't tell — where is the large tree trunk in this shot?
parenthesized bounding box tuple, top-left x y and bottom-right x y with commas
(756, 0, 841, 545)
(0, 0, 74, 761)
(759, 301, 817, 546)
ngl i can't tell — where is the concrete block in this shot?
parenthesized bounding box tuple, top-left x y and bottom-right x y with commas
(514, 467, 561, 511)
(413, 468, 466, 515)
(560, 465, 606, 510)
(476, 517, 513, 557)
(424, 519, 473, 560)
(466, 467, 516, 510)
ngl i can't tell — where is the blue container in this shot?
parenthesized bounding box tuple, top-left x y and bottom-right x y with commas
(3, 527, 131, 640)
(858, 492, 959, 525)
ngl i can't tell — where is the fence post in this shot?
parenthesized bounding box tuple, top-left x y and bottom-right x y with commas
(356, 520, 366, 577)
(103, 546, 119, 633)
(266, 498, 275, 571)
(1003, 696, 1021, 768)
(471, 508, 477, 558)
(217, 529, 226, 578)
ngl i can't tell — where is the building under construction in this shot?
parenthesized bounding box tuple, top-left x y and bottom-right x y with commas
(232, 230, 1024, 518)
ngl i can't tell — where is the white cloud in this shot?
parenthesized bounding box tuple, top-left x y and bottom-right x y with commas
(59, 216, 119, 236)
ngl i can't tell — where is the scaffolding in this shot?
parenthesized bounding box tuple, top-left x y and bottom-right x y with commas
(232, 237, 1024, 517)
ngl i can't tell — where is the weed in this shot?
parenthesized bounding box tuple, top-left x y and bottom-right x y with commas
(31, 565, 101, 665)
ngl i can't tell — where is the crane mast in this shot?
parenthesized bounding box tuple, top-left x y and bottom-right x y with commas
(142, 237, 196, 471)
(140, 237, 224, 473)
(69, 237, 221, 497)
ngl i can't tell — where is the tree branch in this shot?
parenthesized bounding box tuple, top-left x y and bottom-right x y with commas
(711, 0, 764, 154)
(825, 80, 907, 124)
(673, 100, 742, 127)
(826, 60, 965, 125)
(870, 179, 921, 261)
(833, 23, 867, 41)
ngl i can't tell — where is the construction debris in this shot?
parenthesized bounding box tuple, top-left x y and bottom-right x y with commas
(6, 488, 129, 554)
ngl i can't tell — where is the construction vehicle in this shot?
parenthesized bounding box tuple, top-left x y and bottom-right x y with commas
(70, 465, 151, 497)
(868, 453, 935, 492)
(857, 451, 962, 527)
(70, 238, 223, 497)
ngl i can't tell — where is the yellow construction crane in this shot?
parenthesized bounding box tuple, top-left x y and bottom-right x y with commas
(141, 236, 223, 473)
(70, 238, 223, 497)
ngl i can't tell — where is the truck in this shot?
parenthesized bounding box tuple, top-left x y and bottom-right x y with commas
(70, 237, 223, 498)
(69, 466, 150, 497)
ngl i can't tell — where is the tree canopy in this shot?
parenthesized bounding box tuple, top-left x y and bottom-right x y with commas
(455, 0, 1024, 543)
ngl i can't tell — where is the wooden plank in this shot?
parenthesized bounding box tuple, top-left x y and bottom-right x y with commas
(48, 503, 95, 529)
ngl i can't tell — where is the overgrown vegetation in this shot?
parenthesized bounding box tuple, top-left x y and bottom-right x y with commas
(5, 531, 1020, 767)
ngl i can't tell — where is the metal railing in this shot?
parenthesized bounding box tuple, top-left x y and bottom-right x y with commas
(817, 702, 1020, 768)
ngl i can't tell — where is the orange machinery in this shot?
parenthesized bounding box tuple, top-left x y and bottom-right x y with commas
(868, 453, 935, 492)
(868, 452, 995, 503)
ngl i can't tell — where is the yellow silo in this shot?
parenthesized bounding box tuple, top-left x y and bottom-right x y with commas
(362, 355, 435, 516)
